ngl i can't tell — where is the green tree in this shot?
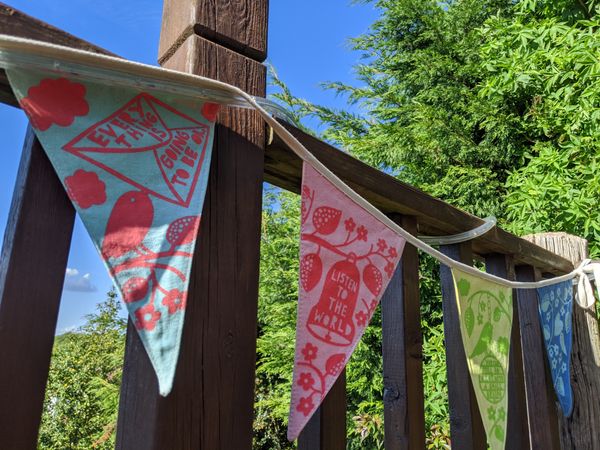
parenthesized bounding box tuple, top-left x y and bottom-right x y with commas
(38, 289, 126, 449)
(262, 0, 600, 447)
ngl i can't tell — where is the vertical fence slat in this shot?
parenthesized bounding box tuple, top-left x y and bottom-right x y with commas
(485, 254, 529, 449)
(382, 215, 424, 449)
(515, 265, 560, 450)
(439, 243, 486, 449)
(116, 1, 267, 447)
(0, 128, 75, 449)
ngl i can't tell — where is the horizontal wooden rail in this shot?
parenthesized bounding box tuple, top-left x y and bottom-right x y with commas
(265, 122, 573, 275)
(0, 2, 577, 277)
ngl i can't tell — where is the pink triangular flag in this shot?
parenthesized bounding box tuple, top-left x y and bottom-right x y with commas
(288, 163, 406, 440)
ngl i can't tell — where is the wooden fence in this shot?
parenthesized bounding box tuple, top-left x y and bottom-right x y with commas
(0, 1, 597, 449)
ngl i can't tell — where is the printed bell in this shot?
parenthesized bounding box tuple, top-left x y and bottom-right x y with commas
(307, 256, 359, 346)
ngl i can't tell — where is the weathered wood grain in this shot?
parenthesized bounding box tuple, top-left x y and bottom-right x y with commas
(116, 4, 267, 446)
(265, 122, 573, 275)
(0, 128, 75, 449)
(0, 3, 116, 107)
(158, 0, 268, 64)
(485, 254, 529, 450)
(381, 215, 424, 449)
(523, 233, 600, 449)
(439, 243, 486, 449)
(515, 265, 560, 450)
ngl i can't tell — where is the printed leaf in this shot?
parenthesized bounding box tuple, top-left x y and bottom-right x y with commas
(494, 425, 505, 442)
(470, 322, 493, 359)
(465, 306, 475, 337)
(554, 316, 564, 337)
(457, 278, 471, 297)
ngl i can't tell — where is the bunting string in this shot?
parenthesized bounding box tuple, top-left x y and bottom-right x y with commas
(0, 35, 598, 297)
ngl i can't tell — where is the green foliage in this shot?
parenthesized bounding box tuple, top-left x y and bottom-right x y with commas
(264, 0, 600, 447)
(479, 0, 600, 254)
(38, 290, 126, 449)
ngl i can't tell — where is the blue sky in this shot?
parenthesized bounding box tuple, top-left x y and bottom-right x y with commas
(0, 0, 379, 332)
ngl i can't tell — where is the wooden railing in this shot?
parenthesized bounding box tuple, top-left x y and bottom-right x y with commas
(0, 2, 591, 449)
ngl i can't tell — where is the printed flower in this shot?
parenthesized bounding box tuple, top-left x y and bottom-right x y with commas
(356, 225, 368, 241)
(20, 77, 89, 131)
(298, 372, 315, 391)
(134, 303, 161, 331)
(477, 312, 484, 325)
(388, 247, 398, 258)
(297, 396, 315, 417)
(344, 217, 356, 232)
(384, 262, 395, 278)
(64, 169, 107, 209)
(301, 343, 318, 362)
(560, 362, 567, 374)
(202, 102, 220, 122)
(497, 407, 506, 420)
(377, 239, 387, 252)
(162, 289, 186, 314)
(355, 310, 368, 327)
(487, 406, 496, 421)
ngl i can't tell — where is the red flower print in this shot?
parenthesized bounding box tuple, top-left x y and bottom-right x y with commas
(388, 247, 398, 258)
(344, 217, 356, 232)
(297, 396, 315, 417)
(162, 289, 186, 314)
(384, 262, 395, 278)
(356, 225, 368, 241)
(134, 303, 161, 331)
(325, 354, 346, 377)
(301, 342, 318, 362)
(64, 169, 106, 209)
(377, 239, 388, 252)
(202, 102, 220, 122)
(20, 78, 89, 131)
(298, 372, 315, 391)
(355, 310, 368, 327)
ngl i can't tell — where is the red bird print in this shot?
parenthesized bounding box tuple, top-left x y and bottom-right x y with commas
(101, 191, 154, 260)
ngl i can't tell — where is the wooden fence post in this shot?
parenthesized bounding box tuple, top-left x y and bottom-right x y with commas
(514, 265, 560, 449)
(523, 232, 600, 448)
(485, 254, 529, 449)
(439, 243, 486, 449)
(116, 1, 268, 449)
(381, 215, 424, 449)
(0, 129, 75, 449)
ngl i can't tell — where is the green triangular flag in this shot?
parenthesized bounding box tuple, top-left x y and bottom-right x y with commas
(452, 268, 512, 450)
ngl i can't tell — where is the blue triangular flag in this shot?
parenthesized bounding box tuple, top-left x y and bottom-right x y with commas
(537, 280, 574, 416)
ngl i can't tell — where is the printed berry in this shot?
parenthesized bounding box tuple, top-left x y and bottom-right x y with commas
(121, 277, 149, 303)
(300, 253, 322, 292)
(312, 206, 342, 235)
(167, 216, 199, 247)
(363, 264, 383, 296)
(325, 354, 345, 377)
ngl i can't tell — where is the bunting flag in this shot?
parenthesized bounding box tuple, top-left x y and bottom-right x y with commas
(537, 281, 574, 416)
(7, 69, 218, 395)
(287, 162, 405, 440)
(452, 268, 512, 450)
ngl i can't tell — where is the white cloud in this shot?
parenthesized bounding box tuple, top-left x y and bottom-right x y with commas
(64, 268, 97, 293)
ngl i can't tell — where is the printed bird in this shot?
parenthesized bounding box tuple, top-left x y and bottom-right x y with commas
(101, 191, 154, 260)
